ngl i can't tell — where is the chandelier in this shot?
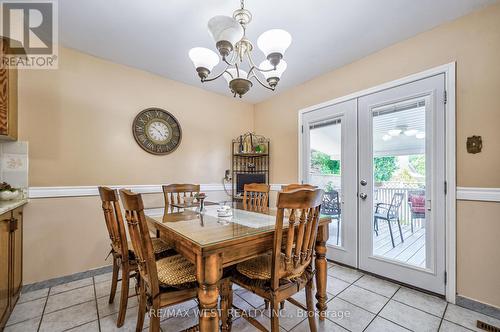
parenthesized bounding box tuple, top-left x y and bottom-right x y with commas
(188, 0, 292, 98)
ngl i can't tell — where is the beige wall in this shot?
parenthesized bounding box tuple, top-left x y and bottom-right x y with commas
(254, 4, 500, 307)
(18, 47, 251, 283)
(22, 191, 230, 284)
(19, 47, 254, 186)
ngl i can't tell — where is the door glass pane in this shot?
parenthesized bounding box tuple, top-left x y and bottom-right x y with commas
(372, 100, 427, 268)
(309, 118, 342, 247)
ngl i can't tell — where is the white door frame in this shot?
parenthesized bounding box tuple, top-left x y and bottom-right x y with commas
(298, 63, 456, 303)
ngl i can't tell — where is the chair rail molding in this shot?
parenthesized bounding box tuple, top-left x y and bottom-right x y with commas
(457, 187, 500, 202)
(29, 184, 226, 199)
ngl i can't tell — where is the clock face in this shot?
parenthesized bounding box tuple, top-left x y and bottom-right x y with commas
(133, 108, 182, 155)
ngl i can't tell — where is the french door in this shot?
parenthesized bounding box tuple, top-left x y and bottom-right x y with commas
(301, 100, 358, 266)
(301, 74, 446, 294)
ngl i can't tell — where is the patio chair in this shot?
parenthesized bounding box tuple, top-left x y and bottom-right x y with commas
(321, 190, 341, 245)
(374, 192, 404, 248)
(408, 192, 426, 232)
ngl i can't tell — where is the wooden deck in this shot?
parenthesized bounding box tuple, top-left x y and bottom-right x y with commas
(373, 222, 426, 268)
(327, 219, 426, 268)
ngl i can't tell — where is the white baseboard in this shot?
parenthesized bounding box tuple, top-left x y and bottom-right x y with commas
(457, 187, 500, 202)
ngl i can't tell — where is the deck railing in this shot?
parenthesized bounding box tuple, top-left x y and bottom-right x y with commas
(375, 182, 425, 226)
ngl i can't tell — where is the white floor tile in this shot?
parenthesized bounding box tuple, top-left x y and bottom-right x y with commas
(96, 291, 139, 317)
(6, 298, 46, 326)
(263, 302, 307, 331)
(327, 265, 364, 283)
(379, 300, 441, 332)
(444, 303, 500, 332)
(100, 305, 150, 332)
(4, 316, 41, 332)
(354, 274, 400, 298)
(327, 298, 375, 332)
(338, 285, 390, 314)
(290, 316, 348, 331)
(50, 277, 93, 295)
(66, 320, 99, 331)
(326, 276, 350, 296)
(365, 316, 410, 331)
(45, 285, 95, 314)
(39, 300, 98, 332)
(439, 320, 474, 331)
(393, 287, 447, 317)
(18, 288, 49, 304)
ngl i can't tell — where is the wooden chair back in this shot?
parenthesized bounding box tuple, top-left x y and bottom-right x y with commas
(243, 183, 270, 210)
(162, 184, 200, 208)
(281, 184, 317, 192)
(271, 189, 324, 289)
(98, 186, 129, 258)
(119, 189, 160, 297)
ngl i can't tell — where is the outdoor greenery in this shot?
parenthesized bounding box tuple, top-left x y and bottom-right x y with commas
(373, 156, 398, 182)
(409, 155, 425, 175)
(311, 150, 340, 174)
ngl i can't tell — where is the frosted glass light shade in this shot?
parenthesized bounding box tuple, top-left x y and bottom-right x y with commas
(208, 16, 244, 46)
(223, 68, 248, 83)
(188, 47, 219, 71)
(404, 129, 418, 136)
(416, 132, 426, 139)
(259, 60, 287, 79)
(387, 129, 402, 137)
(257, 29, 292, 57)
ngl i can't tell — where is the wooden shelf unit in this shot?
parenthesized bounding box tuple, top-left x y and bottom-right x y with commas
(231, 133, 270, 202)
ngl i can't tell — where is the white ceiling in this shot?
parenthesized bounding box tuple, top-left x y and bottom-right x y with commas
(59, 0, 496, 103)
(310, 105, 426, 158)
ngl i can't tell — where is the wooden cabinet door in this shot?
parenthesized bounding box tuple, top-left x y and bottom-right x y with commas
(0, 212, 11, 326)
(10, 208, 22, 307)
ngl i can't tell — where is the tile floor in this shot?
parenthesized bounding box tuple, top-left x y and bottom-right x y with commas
(5, 262, 500, 332)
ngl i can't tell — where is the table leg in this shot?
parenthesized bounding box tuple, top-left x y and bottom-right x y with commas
(315, 223, 329, 320)
(197, 253, 222, 332)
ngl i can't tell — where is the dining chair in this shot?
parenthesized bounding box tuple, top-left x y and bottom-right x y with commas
(243, 183, 270, 210)
(98, 187, 174, 327)
(162, 184, 200, 210)
(321, 190, 341, 245)
(408, 191, 426, 232)
(281, 183, 317, 192)
(374, 192, 405, 247)
(119, 189, 199, 331)
(229, 188, 324, 332)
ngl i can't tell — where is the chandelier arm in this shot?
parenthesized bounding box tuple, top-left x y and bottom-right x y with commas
(246, 51, 276, 73)
(249, 69, 275, 91)
(202, 65, 231, 83)
(223, 50, 238, 67)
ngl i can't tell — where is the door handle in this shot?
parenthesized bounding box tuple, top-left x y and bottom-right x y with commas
(359, 193, 368, 200)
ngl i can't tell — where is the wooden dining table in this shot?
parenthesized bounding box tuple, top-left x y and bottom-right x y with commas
(145, 203, 330, 332)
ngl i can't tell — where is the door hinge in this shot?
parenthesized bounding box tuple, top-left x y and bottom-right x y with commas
(301, 125, 304, 133)
(444, 181, 447, 195)
(444, 271, 447, 285)
(444, 90, 448, 105)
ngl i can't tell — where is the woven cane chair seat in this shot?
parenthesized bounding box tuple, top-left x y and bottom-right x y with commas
(157, 254, 197, 289)
(236, 253, 304, 281)
(128, 238, 174, 259)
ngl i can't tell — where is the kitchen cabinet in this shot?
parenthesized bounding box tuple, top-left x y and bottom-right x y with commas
(0, 205, 24, 330)
(0, 37, 19, 141)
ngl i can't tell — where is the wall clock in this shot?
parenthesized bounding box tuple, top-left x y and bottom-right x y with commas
(132, 108, 182, 155)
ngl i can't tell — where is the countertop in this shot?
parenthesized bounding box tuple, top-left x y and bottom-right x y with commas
(0, 198, 28, 215)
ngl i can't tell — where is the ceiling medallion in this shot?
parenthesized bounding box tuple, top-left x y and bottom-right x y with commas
(188, 0, 291, 98)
